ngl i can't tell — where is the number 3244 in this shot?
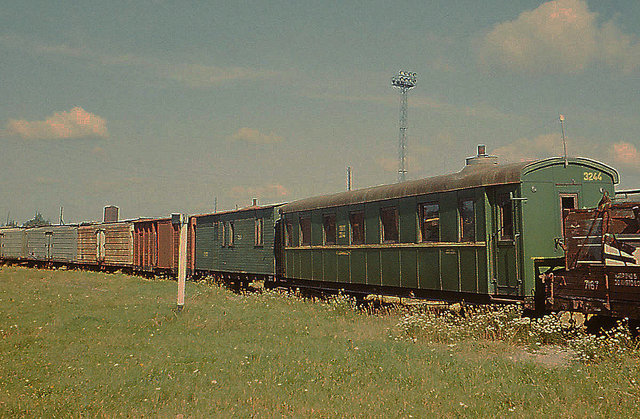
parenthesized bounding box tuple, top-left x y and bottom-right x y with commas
(583, 171, 602, 181)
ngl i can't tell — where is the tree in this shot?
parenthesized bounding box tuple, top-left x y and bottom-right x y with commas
(23, 211, 51, 228)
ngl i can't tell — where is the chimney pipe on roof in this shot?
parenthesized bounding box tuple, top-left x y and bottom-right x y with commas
(103, 205, 119, 223)
(252, 198, 258, 207)
(465, 145, 498, 166)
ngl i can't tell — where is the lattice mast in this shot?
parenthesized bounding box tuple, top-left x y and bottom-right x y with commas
(391, 71, 417, 183)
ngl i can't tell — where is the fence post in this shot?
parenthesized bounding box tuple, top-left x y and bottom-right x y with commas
(174, 213, 188, 310)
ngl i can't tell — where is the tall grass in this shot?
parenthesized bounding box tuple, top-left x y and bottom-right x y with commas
(1, 265, 639, 417)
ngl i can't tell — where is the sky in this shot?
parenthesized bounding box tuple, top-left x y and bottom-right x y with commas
(1, 0, 639, 224)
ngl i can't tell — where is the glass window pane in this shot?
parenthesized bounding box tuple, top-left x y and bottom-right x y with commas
(255, 218, 264, 246)
(459, 199, 475, 242)
(285, 220, 293, 247)
(499, 196, 513, 240)
(300, 217, 311, 246)
(380, 207, 399, 243)
(323, 214, 336, 245)
(420, 203, 439, 242)
(229, 222, 235, 246)
(221, 222, 226, 247)
(350, 211, 365, 245)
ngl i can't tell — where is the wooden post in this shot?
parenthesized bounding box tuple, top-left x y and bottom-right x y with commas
(176, 214, 188, 310)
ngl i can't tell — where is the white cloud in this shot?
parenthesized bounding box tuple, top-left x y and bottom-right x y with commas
(229, 127, 283, 144)
(230, 184, 289, 199)
(6, 107, 108, 140)
(479, 0, 640, 74)
(611, 142, 639, 171)
(494, 134, 640, 173)
(0, 35, 278, 88)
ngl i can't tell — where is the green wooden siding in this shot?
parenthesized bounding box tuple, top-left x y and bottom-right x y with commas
(195, 206, 280, 276)
(281, 158, 618, 298)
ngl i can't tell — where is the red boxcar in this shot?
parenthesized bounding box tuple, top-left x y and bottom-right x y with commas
(133, 217, 183, 274)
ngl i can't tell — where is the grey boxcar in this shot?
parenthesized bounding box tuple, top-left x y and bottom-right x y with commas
(0, 227, 25, 260)
(24, 225, 78, 263)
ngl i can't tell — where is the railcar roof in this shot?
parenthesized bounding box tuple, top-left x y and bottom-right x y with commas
(191, 203, 285, 220)
(280, 157, 619, 213)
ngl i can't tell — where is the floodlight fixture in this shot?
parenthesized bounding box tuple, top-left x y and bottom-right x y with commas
(391, 71, 417, 183)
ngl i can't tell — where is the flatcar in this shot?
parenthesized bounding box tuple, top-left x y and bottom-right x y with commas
(273, 147, 619, 305)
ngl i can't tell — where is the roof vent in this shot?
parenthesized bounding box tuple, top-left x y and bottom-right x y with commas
(103, 205, 119, 223)
(465, 144, 498, 166)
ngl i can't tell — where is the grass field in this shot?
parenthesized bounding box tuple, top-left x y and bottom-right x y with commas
(1, 265, 640, 417)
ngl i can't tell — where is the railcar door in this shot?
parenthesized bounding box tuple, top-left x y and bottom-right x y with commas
(491, 191, 520, 296)
(45, 231, 53, 261)
(96, 229, 106, 263)
(559, 193, 578, 236)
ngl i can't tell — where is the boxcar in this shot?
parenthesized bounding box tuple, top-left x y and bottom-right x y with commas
(0, 227, 25, 260)
(24, 225, 78, 263)
(133, 217, 181, 274)
(77, 221, 134, 268)
(277, 153, 619, 303)
(193, 204, 282, 280)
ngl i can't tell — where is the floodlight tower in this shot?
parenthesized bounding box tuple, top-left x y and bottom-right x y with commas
(392, 71, 417, 183)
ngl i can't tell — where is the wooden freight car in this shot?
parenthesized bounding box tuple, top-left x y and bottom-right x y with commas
(193, 203, 282, 282)
(276, 150, 619, 303)
(0, 227, 25, 261)
(77, 221, 134, 269)
(24, 225, 78, 264)
(539, 200, 640, 319)
(133, 217, 183, 275)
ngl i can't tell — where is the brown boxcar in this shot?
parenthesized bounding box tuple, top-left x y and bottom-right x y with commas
(133, 217, 181, 274)
(77, 221, 134, 267)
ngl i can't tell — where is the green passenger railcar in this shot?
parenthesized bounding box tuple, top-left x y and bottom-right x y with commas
(277, 152, 618, 302)
(193, 203, 282, 280)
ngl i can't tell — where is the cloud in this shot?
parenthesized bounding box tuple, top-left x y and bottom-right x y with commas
(479, 0, 640, 74)
(611, 142, 639, 168)
(6, 107, 108, 140)
(229, 127, 283, 144)
(376, 157, 398, 173)
(493, 134, 639, 174)
(230, 184, 289, 200)
(493, 134, 561, 162)
(0, 35, 278, 88)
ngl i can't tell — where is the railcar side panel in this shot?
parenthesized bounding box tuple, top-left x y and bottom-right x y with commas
(0, 228, 25, 260)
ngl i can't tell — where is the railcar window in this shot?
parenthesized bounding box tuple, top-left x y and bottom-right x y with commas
(285, 219, 293, 247)
(221, 222, 226, 247)
(459, 199, 475, 242)
(380, 207, 399, 243)
(350, 211, 365, 245)
(323, 214, 336, 245)
(228, 222, 235, 247)
(255, 218, 264, 246)
(300, 217, 311, 246)
(498, 196, 514, 240)
(419, 203, 439, 242)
